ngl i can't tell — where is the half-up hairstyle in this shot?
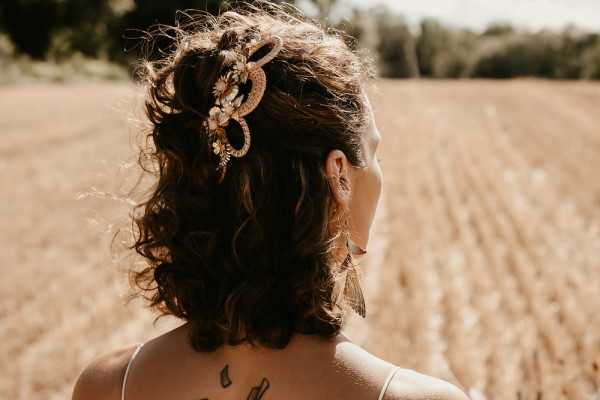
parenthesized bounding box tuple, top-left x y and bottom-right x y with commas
(129, 0, 375, 352)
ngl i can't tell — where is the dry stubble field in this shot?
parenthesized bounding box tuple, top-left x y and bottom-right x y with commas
(2, 79, 600, 400)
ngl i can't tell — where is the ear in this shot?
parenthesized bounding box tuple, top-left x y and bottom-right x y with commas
(325, 149, 352, 210)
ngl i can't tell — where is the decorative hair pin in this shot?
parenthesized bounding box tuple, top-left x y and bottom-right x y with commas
(202, 34, 283, 182)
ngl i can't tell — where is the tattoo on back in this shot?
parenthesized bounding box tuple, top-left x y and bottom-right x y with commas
(247, 377, 270, 400)
(220, 364, 232, 388)
(196, 364, 271, 400)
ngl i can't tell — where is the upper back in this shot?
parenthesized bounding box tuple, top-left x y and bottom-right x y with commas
(73, 324, 467, 400)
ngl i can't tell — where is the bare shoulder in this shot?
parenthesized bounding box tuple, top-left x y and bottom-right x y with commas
(386, 368, 470, 400)
(71, 344, 140, 400)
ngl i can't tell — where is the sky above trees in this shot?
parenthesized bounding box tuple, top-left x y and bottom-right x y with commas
(300, 0, 600, 32)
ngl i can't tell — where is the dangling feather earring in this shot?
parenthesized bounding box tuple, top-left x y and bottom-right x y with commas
(342, 236, 367, 318)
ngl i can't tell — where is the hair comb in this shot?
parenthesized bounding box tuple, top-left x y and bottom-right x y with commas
(202, 34, 283, 182)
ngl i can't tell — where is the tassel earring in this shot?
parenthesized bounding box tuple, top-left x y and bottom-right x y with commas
(342, 235, 367, 318)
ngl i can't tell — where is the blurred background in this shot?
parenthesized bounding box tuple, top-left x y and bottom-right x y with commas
(2, 1, 600, 399)
(1, 0, 600, 81)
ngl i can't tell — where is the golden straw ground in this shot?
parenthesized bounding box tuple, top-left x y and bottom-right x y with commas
(2, 79, 600, 400)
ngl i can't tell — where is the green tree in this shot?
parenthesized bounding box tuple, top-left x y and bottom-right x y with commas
(471, 32, 562, 78)
(416, 18, 449, 76)
(371, 6, 419, 78)
(0, 0, 64, 58)
(49, 0, 118, 60)
(113, 0, 293, 62)
(482, 22, 514, 37)
(581, 41, 600, 79)
(415, 18, 477, 78)
(0, 0, 294, 60)
(555, 30, 600, 79)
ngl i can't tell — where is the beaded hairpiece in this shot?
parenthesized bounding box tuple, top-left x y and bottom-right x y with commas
(202, 34, 283, 182)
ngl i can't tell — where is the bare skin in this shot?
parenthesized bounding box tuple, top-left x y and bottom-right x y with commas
(326, 91, 384, 254)
(73, 322, 467, 400)
(72, 95, 470, 400)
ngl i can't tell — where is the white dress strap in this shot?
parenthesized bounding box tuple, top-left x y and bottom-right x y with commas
(377, 366, 399, 400)
(121, 342, 145, 400)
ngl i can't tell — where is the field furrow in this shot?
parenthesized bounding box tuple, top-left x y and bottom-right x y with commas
(453, 102, 595, 396)
(5, 80, 600, 399)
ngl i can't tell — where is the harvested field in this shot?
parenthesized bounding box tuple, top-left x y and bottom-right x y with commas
(2, 79, 600, 399)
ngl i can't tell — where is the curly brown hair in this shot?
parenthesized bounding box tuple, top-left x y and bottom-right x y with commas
(128, 1, 375, 352)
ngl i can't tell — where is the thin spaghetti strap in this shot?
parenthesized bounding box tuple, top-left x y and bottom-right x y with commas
(121, 342, 145, 400)
(377, 365, 399, 400)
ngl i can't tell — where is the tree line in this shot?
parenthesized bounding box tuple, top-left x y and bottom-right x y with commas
(0, 0, 598, 79)
(352, 5, 600, 80)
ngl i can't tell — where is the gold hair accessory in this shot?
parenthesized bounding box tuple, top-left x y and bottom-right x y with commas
(202, 35, 283, 182)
